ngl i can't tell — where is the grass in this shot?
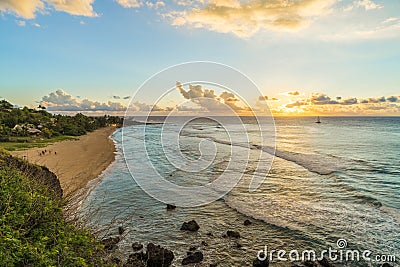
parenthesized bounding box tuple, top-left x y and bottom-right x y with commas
(0, 151, 113, 266)
(0, 136, 78, 151)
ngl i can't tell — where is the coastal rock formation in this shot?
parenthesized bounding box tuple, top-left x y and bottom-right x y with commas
(166, 204, 176, 210)
(182, 251, 204, 265)
(125, 252, 146, 267)
(118, 226, 125, 235)
(180, 220, 200, 232)
(253, 257, 269, 267)
(244, 219, 252, 226)
(302, 257, 336, 267)
(132, 242, 143, 251)
(227, 230, 241, 238)
(146, 243, 174, 267)
(101, 236, 120, 251)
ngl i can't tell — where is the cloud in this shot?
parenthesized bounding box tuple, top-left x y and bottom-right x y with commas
(41, 89, 126, 111)
(176, 82, 244, 111)
(116, 0, 142, 8)
(341, 97, 358, 105)
(146, 1, 165, 9)
(168, 0, 338, 37)
(131, 101, 164, 111)
(286, 101, 307, 108)
(0, 0, 97, 19)
(16, 20, 26, 26)
(47, 0, 97, 17)
(354, 0, 383, 10)
(386, 96, 399, 103)
(288, 91, 300, 96)
(364, 96, 386, 103)
(310, 93, 339, 105)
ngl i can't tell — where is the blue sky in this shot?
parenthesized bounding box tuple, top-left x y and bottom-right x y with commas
(0, 0, 399, 115)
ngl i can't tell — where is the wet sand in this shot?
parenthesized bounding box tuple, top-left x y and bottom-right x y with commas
(11, 127, 116, 197)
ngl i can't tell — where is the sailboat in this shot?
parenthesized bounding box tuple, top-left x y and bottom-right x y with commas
(315, 116, 321, 124)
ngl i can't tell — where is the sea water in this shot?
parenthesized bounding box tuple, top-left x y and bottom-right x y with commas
(82, 117, 399, 266)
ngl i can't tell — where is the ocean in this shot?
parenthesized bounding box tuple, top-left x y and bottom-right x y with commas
(81, 116, 399, 266)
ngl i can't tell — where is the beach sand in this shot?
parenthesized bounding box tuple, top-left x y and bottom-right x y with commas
(11, 127, 116, 197)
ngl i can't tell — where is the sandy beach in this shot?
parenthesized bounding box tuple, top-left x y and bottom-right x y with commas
(11, 127, 116, 197)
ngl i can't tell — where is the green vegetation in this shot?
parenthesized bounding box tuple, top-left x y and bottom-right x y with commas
(0, 150, 112, 266)
(0, 99, 123, 151)
(0, 135, 77, 151)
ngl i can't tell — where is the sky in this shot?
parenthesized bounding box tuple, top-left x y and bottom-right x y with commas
(0, 0, 399, 116)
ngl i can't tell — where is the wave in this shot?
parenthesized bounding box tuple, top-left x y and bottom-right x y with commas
(186, 133, 344, 176)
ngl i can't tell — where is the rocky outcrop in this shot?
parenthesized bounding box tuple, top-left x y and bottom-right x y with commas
(182, 251, 204, 265)
(101, 236, 120, 251)
(244, 219, 252, 226)
(146, 243, 174, 267)
(132, 242, 144, 251)
(253, 257, 269, 267)
(227, 230, 240, 238)
(166, 204, 176, 210)
(180, 220, 200, 232)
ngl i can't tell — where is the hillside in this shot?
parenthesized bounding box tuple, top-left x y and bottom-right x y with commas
(0, 150, 112, 266)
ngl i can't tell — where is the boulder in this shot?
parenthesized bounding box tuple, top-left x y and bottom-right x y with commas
(118, 226, 125, 235)
(182, 251, 204, 265)
(125, 252, 146, 267)
(146, 243, 174, 267)
(101, 236, 120, 251)
(318, 257, 335, 267)
(180, 220, 200, 232)
(253, 257, 269, 267)
(166, 204, 176, 210)
(227, 230, 240, 238)
(132, 242, 143, 251)
(244, 219, 252, 226)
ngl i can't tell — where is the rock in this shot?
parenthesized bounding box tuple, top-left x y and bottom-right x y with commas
(222, 234, 227, 238)
(201, 241, 208, 247)
(125, 252, 146, 267)
(244, 219, 252, 226)
(180, 220, 200, 232)
(318, 257, 335, 267)
(235, 242, 243, 248)
(101, 236, 120, 251)
(182, 251, 204, 265)
(166, 204, 176, 210)
(146, 243, 174, 267)
(304, 261, 318, 267)
(189, 246, 197, 251)
(227, 230, 240, 238)
(206, 232, 213, 236)
(132, 242, 143, 251)
(118, 226, 125, 235)
(210, 263, 218, 267)
(253, 256, 269, 267)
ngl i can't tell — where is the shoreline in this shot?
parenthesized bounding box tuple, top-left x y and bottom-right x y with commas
(11, 126, 117, 198)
